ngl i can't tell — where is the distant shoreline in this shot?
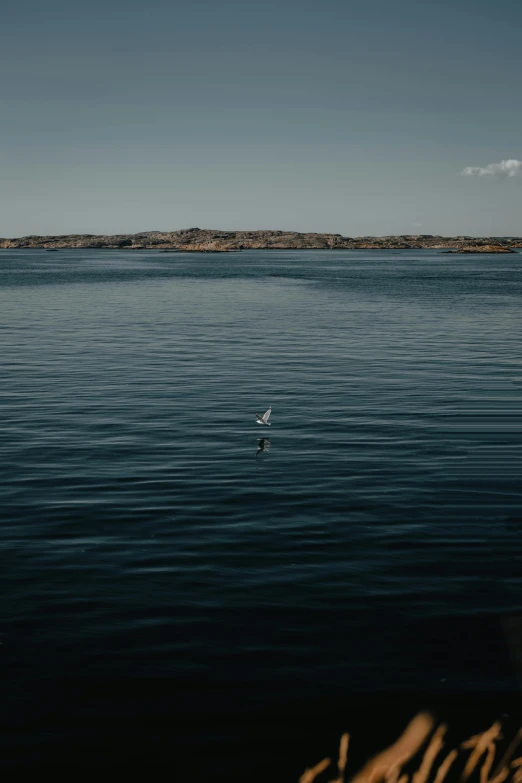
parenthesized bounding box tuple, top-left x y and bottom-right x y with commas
(1, 229, 521, 253)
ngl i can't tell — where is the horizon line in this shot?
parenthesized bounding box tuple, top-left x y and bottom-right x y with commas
(2, 229, 522, 240)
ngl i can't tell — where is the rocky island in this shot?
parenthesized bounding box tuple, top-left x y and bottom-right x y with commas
(0, 228, 521, 253)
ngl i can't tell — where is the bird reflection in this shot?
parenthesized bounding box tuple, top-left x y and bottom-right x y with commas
(256, 438, 271, 456)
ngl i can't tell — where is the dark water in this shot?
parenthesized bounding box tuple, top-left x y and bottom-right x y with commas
(2, 248, 522, 767)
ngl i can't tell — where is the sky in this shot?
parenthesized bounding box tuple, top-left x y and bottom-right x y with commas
(1, 0, 521, 237)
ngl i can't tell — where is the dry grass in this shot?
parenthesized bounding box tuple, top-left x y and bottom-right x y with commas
(299, 713, 522, 783)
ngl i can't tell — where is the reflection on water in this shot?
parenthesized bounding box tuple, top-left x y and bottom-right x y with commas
(256, 437, 271, 456)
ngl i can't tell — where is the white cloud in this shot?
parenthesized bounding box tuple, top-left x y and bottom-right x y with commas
(461, 159, 522, 177)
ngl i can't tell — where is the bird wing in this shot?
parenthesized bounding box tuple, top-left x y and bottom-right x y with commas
(263, 408, 271, 422)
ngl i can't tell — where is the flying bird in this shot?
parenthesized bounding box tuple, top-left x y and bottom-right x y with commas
(255, 407, 271, 426)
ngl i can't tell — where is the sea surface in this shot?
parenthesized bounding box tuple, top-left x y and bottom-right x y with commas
(1, 248, 522, 763)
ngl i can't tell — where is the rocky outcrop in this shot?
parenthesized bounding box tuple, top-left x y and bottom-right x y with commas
(446, 244, 516, 254)
(0, 229, 521, 252)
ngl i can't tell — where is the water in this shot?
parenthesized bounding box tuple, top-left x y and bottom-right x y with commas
(1, 248, 522, 764)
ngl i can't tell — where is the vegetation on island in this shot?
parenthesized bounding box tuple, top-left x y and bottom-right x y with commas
(1, 229, 520, 253)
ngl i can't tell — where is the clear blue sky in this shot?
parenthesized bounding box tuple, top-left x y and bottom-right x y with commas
(1, 0, 521, 237)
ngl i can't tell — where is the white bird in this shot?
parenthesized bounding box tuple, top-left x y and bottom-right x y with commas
(255, 407, 271, 426)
